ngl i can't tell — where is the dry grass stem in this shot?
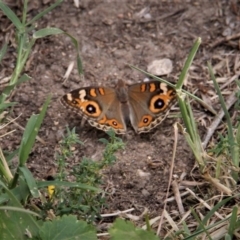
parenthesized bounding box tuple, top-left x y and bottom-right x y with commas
(220, 74, 240, 90)
(186, 188, 224, 220)
(202, 90, 238, 149)
(0, 115, 21, 138)
(0, 129, 16, 138)
(209, 32, 240, 48)
(179, 180, 206, 187)
(172, 179, 185, 215)
(157, 123, 178, 236)
(165, 190, 190, 202)
(123, 208, 148, 221)
(62, 61, 74, 85)
(203, 173, 233, 195)
(142, 216, 161, 230)
(163, 209, 186, 239)
(100, 208, 135, 218)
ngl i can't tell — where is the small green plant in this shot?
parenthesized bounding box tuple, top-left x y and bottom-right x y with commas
(210, 133, 229, 156)
(99, 130, 125, 166)
(49, 130, 124, 222)
(56, 127, 83, 181)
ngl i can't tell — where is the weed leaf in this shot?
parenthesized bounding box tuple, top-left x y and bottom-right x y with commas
(109, 218, 159, 240)
(39, 215, 97, 240)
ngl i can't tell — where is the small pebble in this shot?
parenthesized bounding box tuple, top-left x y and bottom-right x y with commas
(147, 58, 173, 76)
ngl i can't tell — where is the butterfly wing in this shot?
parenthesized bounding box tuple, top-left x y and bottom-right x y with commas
(61, 86, 127, 134)
(128, 81, 176, 133)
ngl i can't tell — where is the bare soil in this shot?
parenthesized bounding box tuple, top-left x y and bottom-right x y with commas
(1, 0, 240, 230)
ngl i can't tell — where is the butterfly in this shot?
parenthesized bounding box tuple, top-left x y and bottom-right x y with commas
(60, 79, 176, 134)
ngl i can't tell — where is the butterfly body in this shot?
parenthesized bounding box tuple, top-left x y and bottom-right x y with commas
(61, 80, 176, 134)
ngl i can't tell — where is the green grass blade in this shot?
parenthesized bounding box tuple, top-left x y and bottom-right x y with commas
(0, 206, 40, 217)
(0, 101, 17, 110)
(37, 180, 100, 192)
(184, 196, 238, 239)
(0, 180, 40, 219)
(236, 123, 240, 145)
(0, 2, 23, 30)
(77, 53, 84, 76)
(19, 166, 39, 198)
(208, 63, 239, 176)
(0, 181, 40, 238)
(0, 178, 29, 204)
(179, 98, 205, 169)
(21, 0, 28, 25)
(17, 73, 31, 84)
(176, 38, 201, 89)
(225, 234, 232, 240)
(196, 196, 233, 231)
(19, 95, 51, 165)
(64, 32, 84, 75)
(182, 221, 191, 236)
(2, 74, 30, 97)
(0, 43, 7, 62)
(235, 218, 240, 229)
(177, 96, 193, 138)
(33, 27, 64, 38)
(177, 97, 205, 168)
(18, 114, 38, 164)
(191, 208, 212, 239)
(208, 63, 233, 139)
(3, 149, 19, 163)
(227, 206, 238, 238)
(0, 74, 29, 106)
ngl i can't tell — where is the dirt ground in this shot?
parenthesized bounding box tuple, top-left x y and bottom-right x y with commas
(1, 0, 240, 230)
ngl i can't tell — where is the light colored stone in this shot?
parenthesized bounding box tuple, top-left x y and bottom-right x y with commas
(147, 58, 173, 76)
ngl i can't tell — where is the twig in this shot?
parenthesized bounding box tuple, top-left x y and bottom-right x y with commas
(220, 74, 240, 91)
(157, 123, 178, 236)
(172, 179, 185, 215)
(186, 188, 224, 220)
(0, 115, 19, 138)
(141, 216, 161, 230)
(62, 61, 75, 85)
(100, 208, 135, 218)
(165, 190, 189, 202)
(202, 91, 237, 149)
(0, 129, 16, 138)
(209, 32, 240, 48)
